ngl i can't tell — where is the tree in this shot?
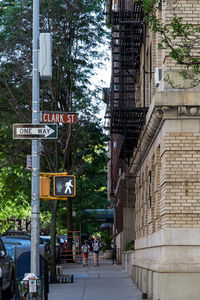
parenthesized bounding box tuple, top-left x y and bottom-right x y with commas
(0, 0, 109, 282)
(136, 0, 200, 87)
(71, 120, 108, 236)
(0, 165, 31, 233)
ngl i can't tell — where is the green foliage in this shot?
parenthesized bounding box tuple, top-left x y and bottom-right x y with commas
(53, 118, 109, 235)
(0, 0, 109, 281)
(101, 231, 113, 250)
(0, 164, 31, 233)
(135, 0, 200, 87)
(125, 240, 135, 251)
(0, 0, 109, 237)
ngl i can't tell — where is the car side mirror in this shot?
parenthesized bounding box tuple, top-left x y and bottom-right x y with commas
(0, 250, 6, 257)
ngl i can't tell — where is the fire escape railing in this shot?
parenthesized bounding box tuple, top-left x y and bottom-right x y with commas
(109, 0, 147, 159)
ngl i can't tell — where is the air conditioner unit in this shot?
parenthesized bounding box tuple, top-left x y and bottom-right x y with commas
(112, 2, 118, 11)
(114, 84, 119, 91)
(154, 68, 162, 87)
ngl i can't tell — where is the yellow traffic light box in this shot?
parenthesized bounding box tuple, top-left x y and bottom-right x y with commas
(40, 176, 50, 198)
(40, 172, 76, 200)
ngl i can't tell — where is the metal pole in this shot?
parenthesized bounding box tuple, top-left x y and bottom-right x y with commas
(31, 0, 40, 276)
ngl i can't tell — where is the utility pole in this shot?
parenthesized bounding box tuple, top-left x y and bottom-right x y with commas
(31, 0, 40, 276)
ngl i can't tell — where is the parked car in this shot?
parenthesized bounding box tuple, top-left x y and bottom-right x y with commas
(57, 235, 67, 249)
(2, 232, 49, 300)
(40, 235, 61, 262)
(40, 236, 51, 255)
(2, 231, 48, 257)
(2, 231, 44, 244)
(0, 237, 15, 300)
(40, 235, 51, 245)
(56, 235, 67, 258)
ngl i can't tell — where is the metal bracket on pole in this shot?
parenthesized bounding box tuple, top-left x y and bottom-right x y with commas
(40, 172, 68, 177)
(40, 196, 68, 201)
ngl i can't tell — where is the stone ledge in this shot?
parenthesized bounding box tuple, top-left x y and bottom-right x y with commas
(133, 259, 200, 273)
(135, 228, 200, 249)
(134, 228, 200, 272)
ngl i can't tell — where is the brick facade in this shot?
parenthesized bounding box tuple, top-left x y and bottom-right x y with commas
(160, 132, 200, 228)
(135, 145, 162, 239)
(116, 174, 136, 234)
(135, 130, 200, 239)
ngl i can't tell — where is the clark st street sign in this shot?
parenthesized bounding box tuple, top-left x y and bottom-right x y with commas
(13, 124, 58, 139)
(41, 112, 77, 124)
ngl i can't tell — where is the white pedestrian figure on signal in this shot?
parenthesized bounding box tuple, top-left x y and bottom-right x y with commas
(65, 179, 73, 194)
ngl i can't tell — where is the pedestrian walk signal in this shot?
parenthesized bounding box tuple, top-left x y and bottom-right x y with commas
(54, 175, 76, 197)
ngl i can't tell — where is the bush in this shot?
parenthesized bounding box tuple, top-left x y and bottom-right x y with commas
(101, 231, 113, 251)
(125, 240, 135, 251)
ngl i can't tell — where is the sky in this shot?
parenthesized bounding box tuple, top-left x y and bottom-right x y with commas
(92, 49, 111, 122)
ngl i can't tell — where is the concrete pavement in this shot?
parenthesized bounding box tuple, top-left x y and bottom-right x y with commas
(48, 257, 142, 300)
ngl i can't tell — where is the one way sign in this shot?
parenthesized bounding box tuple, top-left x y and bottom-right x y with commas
(13, 124, 58, 139)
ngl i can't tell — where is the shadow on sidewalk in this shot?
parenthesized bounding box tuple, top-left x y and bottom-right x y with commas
(48, 256, 143, 300)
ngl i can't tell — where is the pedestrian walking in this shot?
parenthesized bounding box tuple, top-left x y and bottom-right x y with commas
(89, 237, 94, 253)
(81, 240, 90, 266)
(93, 236, 101, 266)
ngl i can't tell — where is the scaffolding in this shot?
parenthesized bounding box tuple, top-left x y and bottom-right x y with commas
(59, 231, 82, 263)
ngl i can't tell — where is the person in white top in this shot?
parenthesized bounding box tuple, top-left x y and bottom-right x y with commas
(92, 236, 101, 266)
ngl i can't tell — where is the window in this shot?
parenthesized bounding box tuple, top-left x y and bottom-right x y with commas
(0, 239, 5, 252)
(150, 44, 152, 103)
(149, 170, 152, 208)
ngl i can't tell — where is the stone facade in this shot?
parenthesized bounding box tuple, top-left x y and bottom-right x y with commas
(135, 99, 200, 237)
(109, 0, 200, 297)
(128, 1, 200, 299)
(132, 92, 200, 299)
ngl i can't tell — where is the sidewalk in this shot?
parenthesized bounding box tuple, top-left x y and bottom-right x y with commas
(48, 257, 142, 300)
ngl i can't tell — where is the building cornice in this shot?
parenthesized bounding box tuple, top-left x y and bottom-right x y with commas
(129, 91, 200, 175)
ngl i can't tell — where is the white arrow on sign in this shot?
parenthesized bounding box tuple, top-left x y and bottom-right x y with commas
(13, 124, 58, 139)
(16, 125, 54, 138)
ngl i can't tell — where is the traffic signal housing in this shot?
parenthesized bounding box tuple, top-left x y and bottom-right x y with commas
(40, 172, 76, 200)
(54, 175, 76, 197)
(40, 176, 50, 198)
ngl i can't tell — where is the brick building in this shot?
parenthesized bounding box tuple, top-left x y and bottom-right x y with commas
(107, 0, 200, 299)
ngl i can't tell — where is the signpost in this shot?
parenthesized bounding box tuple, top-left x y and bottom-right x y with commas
(13, 124, 58, 139)
(31, 0, 40, 276)
(14, 0, 76, 278)
(41, 112, 77, 124)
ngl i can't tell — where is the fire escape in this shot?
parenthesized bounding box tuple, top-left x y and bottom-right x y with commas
(109, 0, 147, 160)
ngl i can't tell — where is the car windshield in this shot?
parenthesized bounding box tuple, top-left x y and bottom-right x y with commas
(60, 237, 67, 243)
(4, 244, 15, 260)
(40, 236, 51, 243)
(1, 237, 31, 246)
(2, 236, 44, 245)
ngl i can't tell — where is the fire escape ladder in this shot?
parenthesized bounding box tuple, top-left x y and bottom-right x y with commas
(110, 1, 147, 160)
